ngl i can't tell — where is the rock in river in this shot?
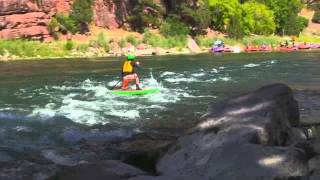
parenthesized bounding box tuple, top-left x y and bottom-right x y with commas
(156, 84, 309, 180)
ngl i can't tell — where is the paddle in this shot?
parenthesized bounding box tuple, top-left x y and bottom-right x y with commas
(110, 80, 121, 90)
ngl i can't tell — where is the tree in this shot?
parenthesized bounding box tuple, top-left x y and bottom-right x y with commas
(180, 1, 213, 35)
(263, 0, 303, 35)
(160, 16, 190, 37)
(70, 0, 93, 34)
(227, 14, 245, 39)
(241, 2, 276, 35)
(128, 0, 165, 32)
(313, 10, 320, 23)
(207, 0, 240, 31)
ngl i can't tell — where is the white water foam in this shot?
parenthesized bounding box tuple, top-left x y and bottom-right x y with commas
(244, 63, 261, 68)
(26, 71, 199, 125)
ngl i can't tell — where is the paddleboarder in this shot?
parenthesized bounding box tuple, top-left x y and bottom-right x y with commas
(121, 54, 142, 90)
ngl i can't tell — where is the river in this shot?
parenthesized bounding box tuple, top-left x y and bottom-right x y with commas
(0, 52, 319, 153)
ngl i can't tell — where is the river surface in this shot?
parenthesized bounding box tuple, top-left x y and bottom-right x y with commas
(0, 52, 319, 152)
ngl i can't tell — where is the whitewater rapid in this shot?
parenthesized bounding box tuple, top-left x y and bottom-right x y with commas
(10, 60, 279, 126)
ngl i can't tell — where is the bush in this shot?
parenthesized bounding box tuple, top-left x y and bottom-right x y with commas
(0, 40, 69, 57)
(180, 3, 213, 35)
(242, 36, 281, 46)
(226, 14, 245, 39)
(264, 0, 303, 35)
(119, 39, 126, 48)
(48, 17, 60, 40)
(77, 43, 89, 52)
(126, 35, 140, 46)
(88, 33, 110, 52)
(160, 17, 190, 37)
(48, 17, 59, 34)
(196, 36, 214, 47)
(208, 0, 240, 31)
(64, 40, 74, 51)
(312, 10, 320, 23)
(283, 15, 308, 36)
(143, 29, 187, 48)
(241, 2, 276, 35)
(96, 33, 109, 52)
(70, 0, 93, 33)
(128, 0, 165, 32)
(55, 13, 78, 34)
(298, 16, 309, 31)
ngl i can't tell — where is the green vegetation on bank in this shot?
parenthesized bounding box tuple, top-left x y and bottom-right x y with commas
(1, 0, 320, 59)
(129, 0, 309, 38)
(312, 3, 320, 23)
(48, 0, 93, 38)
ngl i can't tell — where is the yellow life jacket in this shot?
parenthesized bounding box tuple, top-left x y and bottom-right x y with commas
(122, 60, 133, 73)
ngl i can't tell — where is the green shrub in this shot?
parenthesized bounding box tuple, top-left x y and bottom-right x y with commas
(283, 15, 308, 36)
(180, 3, 213, 35)
(126, 35, 140, 46)
(48, 17, 59, 34)
(128, 0, 165, 32)
(242, 36, 281, 46)
(55, 13, 78, 34)
(143, 29, 187, 48)
(48, 17, 60, 40)
(64, 40, 74, 51)
(119, 39, 126, 48)
(195, 36, 213, 47)
(77, 43, 89, 52)
(227, 14, 245, 39)
(88, 33, 110, 52)
(70, 0, 93, 33)
(241, 2, 276, 35)
(312, 10, 320, 23)
(96, 33, 109, 52)
(160, 17, 190, 37)
(0, 40, 69, 57)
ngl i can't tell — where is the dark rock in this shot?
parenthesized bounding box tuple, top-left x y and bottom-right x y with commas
(192, 83, 300, 146)
(129, 175, 209, 180)
(294, 90, 320, 126)
(52, 160, 147, 180)
(0, 151, 14, 162)
(308, 155, 320, 171)
(309, 139, 320, 154)
(41, 150, 78, 166)
(157, 84, 308, 180)
(61, 128, 134, 144)
(310, 171, 320, 180)
(0, 160, 58, 180)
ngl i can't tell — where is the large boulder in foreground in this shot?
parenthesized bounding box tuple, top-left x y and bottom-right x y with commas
(156, 84, 308, 180)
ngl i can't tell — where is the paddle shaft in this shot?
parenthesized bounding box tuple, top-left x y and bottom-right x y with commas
(111, 80, 121, 90)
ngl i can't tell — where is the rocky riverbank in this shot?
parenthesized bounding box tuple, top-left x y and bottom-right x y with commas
(0, 83, 320, 180)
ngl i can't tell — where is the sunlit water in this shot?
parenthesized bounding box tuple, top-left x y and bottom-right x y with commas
(0, 52, 319, 151)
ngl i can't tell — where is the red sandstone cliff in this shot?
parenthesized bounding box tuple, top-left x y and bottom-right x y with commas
(0, 0, 133, 40)
(0, 0, 73, 40)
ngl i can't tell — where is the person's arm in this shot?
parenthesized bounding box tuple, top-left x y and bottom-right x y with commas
(133, 61, 142, 68)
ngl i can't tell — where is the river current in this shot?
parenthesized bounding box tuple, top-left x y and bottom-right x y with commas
(0, 52, 319, 150)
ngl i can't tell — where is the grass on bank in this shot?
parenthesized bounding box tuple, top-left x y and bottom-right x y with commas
(1, 32, 320, 59)
(0, 40, 70, 58)
(142, 29, 187, 49)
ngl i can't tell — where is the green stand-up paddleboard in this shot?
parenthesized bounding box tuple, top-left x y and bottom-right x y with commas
(111, 88, 160, 95)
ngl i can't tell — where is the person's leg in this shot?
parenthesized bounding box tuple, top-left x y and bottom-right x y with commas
(121, 76, 129, 90)
(134, 74, 141, 90)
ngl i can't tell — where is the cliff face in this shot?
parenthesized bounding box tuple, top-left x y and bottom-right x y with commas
(0, 0, 72, 40)
(0, 0, 133, 40)
(93, 0, 132, 29)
